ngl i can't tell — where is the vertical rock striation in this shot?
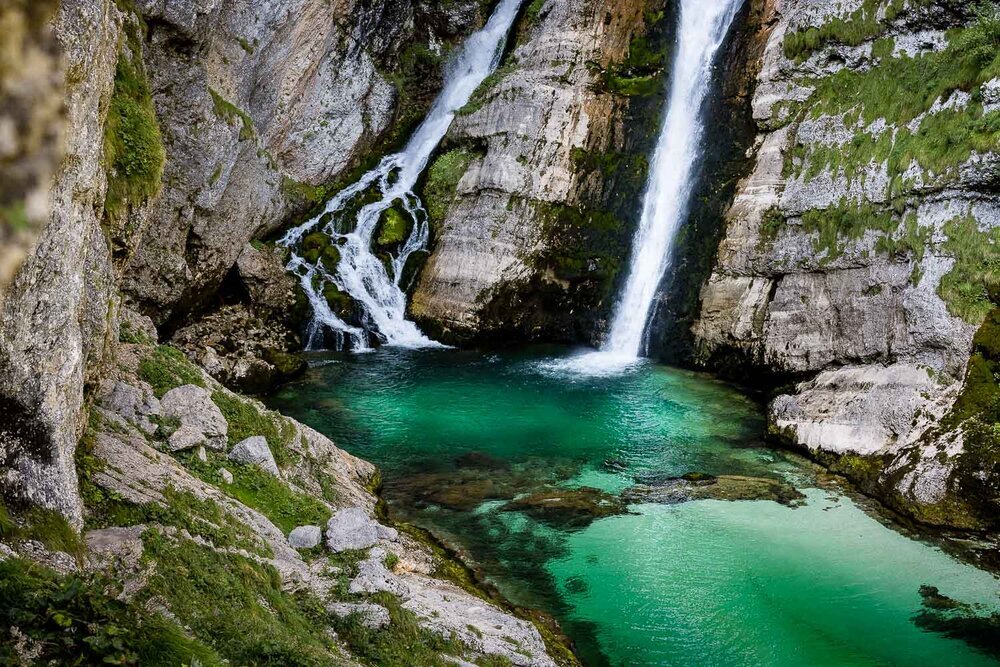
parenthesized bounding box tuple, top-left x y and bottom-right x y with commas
(411, 0, 663, 343)
(691, 0, 1000, 528)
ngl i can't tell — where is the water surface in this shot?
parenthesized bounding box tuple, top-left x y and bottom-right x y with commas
(268, 347, 1000, 666)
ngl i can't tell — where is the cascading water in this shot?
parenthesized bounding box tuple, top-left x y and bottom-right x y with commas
(281, 0, 524, 351)
(600, 0, 743, 362)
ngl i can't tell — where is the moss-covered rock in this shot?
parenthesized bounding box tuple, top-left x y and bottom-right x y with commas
(322, 283, 355, 319)
(374, 206, 413, 249)
(300, 231, 341, 268)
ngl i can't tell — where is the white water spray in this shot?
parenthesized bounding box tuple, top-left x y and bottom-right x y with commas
(282, 0, 524, 351)
(593, 0, 742, 369)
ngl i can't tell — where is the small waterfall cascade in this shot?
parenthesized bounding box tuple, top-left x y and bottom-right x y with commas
(600, 0, 743, 362)
(281, 0, 523, 351)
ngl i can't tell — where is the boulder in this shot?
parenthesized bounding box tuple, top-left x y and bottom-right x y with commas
(325, 507, 397, 553)
(288, 525, 322, 549)
(228, 436, 280, 477)
(218, 467, 234, 484)
(160, 385, 227, 450)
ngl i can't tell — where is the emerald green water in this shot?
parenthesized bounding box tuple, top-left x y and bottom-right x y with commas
(268, 347, 1000, 666)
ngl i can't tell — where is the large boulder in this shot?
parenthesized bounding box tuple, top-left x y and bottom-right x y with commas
(228, 435, 279, 477)
(324, 507, 397, 553)
(160, 385, 227, 451)
(288, 525, 322, 549)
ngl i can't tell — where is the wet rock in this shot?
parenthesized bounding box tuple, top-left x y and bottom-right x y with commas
(325, 507, 397, 553)
(288, 525, 322, 549)
(327, 601, 390, 630)
(602, 458, 628, 472)
(622, 473, 806, 507)
(228, 436, 280, 477)
(160, 385, 227, 451)
(503, 486, 627, 528)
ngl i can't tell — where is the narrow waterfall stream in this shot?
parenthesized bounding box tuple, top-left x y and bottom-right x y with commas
(603, 0, 742, 361)
(281, 0, 523, 351)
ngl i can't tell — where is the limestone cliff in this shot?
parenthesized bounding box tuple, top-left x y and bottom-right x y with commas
(690, 0, 1000, 529)
(411, 0, 667, 343)
(0, 0, 485, 522)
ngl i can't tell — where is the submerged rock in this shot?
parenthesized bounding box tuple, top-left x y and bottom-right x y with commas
(325, 507, 397, 553)
(622, 473, 805, 507)
(503, 486, 628, 528)
(227, 436, 280, 477)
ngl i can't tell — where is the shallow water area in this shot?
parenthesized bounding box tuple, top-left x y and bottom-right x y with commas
(268, 346, 1000, 666)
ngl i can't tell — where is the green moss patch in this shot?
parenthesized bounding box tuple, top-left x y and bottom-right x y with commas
(782, 0, 932, 61)
(137, 345, 205, 398)
(938, 215, 1000, 324)
(333, 591, 468, 667)
(422, 148, 478, 226)
(301, 231, 342, 267)
(0, 557, 222, 666)
(375, 206, 413, 249)
(209, 87, 255, 141)
(0, 502, 83, 560)
(103, 36, 165, 223)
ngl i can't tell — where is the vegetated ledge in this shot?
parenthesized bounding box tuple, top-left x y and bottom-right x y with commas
(0, 314, 577, 667)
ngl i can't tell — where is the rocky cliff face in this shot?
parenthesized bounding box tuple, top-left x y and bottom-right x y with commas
(411, 0, 667, 343)
(690, 0, 1000, 529)
(0, 0, 485, 522)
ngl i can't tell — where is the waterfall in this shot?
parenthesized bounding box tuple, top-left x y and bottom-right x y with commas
(281, 0, 524, 351)
(602, 0, 743, 360)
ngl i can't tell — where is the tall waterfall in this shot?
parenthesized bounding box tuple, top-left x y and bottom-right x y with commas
(281, 0, 523, 351)
(601, 0, 743, 360)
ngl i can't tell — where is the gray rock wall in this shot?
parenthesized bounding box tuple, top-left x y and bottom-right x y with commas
(690, 0, 999, 525)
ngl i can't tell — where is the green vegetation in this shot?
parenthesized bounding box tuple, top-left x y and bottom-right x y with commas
(797, 202, 896, 262)
(103, 34, 165, 223)
(137, 344, 205, 398)
(0, 557, 221, 666)
(375, 207, 413, 248)
(87, 483, 266, 555)
(422, 148, 478, 225)
(531, 201, 625, 291)
(333, 591, 467, 667)
(790, 5, 1000, 183)
(875, 212, 931, 283)
(757, 207, 786, 251)
(139, 529, 341, 665)
(211, 390, 297, 465)
(782, 0, 932, 61)
(209, 87, 255, 141)
(591, 13, 668, 97)
(301, 230, 341, 267)
(0, 503, 83, 560)
(176, 451, 331, 534)
(938, 215, 1000, 323)
(935, 308, 1000, 528)
(457, 61, 517, 116)
(383, 44, 448, 145)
